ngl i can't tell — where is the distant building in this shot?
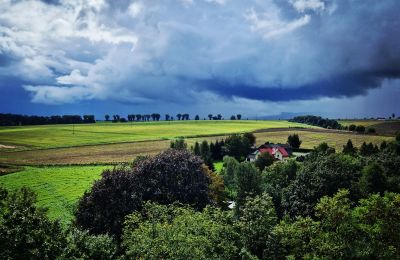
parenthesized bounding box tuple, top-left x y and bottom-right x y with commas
(247, 143, 292, 161)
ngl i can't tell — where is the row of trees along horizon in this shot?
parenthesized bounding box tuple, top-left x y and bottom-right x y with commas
(2, 132, 400, 258)
(0, 113, 243, 126)
(106, 113, 243, 122)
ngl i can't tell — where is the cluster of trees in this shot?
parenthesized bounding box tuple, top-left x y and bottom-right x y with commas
(3, 132, 400, 258)
(0, 113, 95, 126)
(290, 115, 342, 129)
(170, 133, 255, 170)
(230, 114, 242, 120)
(346, 124, 376, 134)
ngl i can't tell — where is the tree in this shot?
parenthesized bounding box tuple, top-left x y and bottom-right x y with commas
(287, 133, 302, 148)
(342, 139, 356, 155)
(217, 114, 222, 120)
(238, 193, 278, 258)
(230, 115, 236, 120)
(281, 153, 361, 217)
(200, 140, 213, 170)
(235, 162, 262, 215)
(176, 113, 182, 120)
(0, 187, 66, 259)
(193, 141, 201, 156)
(105, 114, 110, 121)
(358, 163, 386, 196)
(165, 114, 170, 121)
(367, 127, 376, 134)
(355, 125, 366, 133)
(349, 124, 356, 131)
(170, 138, 187, 150)
(237, 114, 242, 120)
(195, 115, 200, 120)
(255, 152, 274, 171)
(62, 228, 117, 259)
(208, 114, 213, 120)
(243, 132, 256, 147)
(75, 150, 212, 239)
(224, 134, 252, 161)
(122, 203, 241, 259)
(221, 156, 240, 198)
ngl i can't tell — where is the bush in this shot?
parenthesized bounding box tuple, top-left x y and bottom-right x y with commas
(0, 187, 66, 259)
(75, 149, 212, 238)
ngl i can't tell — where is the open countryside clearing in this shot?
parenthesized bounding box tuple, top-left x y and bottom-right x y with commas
(0, 119, 397, 223)
(0, 120, 311, 150)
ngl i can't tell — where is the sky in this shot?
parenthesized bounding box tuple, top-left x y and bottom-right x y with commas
(0, 0, 399, 119)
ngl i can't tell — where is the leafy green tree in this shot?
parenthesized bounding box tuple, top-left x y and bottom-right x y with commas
(263, 160, 298, 217)
(287, 133, 302, 148)
(243, 132, 256, 147)
(358, 162, 386, 196)
(237, 114, 242, 120)
(254, 152, 274, 171)
(314, 142, 336, 154)
(62, 228, 117, 259)
(224, 134, 252, 161)
(122, 203, 241, 259)
(281, 153, 361, 217)
(195, 115, 199, 120)
(221, 156, 240, 198)
(105, 114, 110, 121)
(342, 139, 356, 155)
(238, 193, 278, 258)
(0, 187, 66, 259)
(235, 162, 262, 215)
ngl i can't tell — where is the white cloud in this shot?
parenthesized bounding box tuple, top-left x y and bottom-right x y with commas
(244, 8, 311, 39)
(128, 2, 142, 18)
(289, 0, 325, 13)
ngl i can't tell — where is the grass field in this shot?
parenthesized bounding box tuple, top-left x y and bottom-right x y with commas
(0, 120, 310, 150)
(0, 120, 396, 224)
(0, 128, 393, 165)
(0, 165, 110, 223)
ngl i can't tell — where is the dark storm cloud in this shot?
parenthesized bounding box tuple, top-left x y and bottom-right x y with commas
(0, 0, 400, 109)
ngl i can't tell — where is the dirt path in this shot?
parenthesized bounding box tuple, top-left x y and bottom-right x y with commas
(0, 144, 16, 149)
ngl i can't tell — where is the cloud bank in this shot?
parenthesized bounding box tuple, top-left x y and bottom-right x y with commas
(0, 0, 399, 106)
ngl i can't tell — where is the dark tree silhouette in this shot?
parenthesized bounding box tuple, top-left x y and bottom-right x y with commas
(105, 115, 110, 121)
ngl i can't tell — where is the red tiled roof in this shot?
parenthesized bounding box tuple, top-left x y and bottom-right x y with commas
(258, 147, 289, 157)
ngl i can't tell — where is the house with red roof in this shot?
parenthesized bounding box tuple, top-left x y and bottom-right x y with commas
(247, 143, 292, 161)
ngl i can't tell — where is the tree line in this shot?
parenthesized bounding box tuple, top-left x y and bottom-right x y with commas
(106, 113, 243, 122)
(0, 113, 95, 126)
(2, 132, 400, 258)
(290, 115, 342, 129)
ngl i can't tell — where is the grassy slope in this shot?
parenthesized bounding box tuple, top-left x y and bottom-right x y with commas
(0, 165, 110, 223)
(0, 120, 310, 150)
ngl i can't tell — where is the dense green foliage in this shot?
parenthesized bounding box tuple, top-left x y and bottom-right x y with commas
(75, 149, 211, 238)
(123, 202, 241, 259)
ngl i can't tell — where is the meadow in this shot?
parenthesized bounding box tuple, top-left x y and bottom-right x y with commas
(0, 120, 310, 150)
(0, 165, 110, 222)
(0, 120, 397, 223)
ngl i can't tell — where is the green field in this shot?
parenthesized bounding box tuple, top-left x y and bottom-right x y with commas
(0, 120, 310, 150)
(0, 165, 110, 223)
(0, 120, 397, 224)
